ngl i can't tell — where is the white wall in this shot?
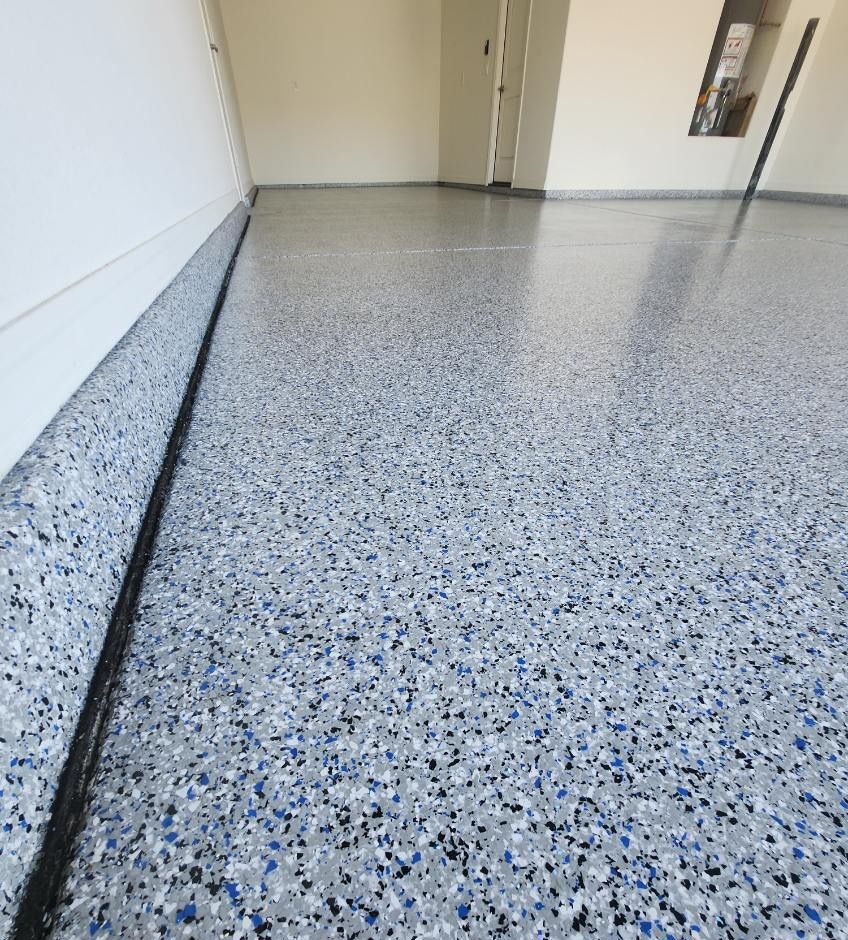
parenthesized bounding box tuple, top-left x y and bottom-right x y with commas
(761, 0, 848, 196)
(0, 0, 251, 479)
(542, 0, 836, 193)
(221, 0, 441, 185)
(439, 0, 501, 185)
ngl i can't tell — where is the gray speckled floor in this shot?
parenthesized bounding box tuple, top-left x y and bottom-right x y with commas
(53, 189, 847, 939)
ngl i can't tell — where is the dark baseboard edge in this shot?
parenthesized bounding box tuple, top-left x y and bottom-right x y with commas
(437, 181, 488, 194)
(10, 216, 252, 940)
(755, 189, 848, 207)
(508, 187, 546, 199)
(259, 181, 439, 190)
(246, 184, 259, 206)
(437, 181, 545, 199)
(544, 188, 745, 200)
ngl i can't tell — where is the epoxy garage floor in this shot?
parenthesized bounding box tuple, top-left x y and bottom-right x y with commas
(54, 189, 847, 939)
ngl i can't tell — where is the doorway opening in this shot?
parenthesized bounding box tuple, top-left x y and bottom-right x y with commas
(689, 0, 791, 138)
(489, 0, 531, 186)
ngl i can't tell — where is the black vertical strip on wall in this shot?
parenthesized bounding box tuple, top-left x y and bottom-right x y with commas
(11, 212, 252, 940)
(744, 18, 820, 201)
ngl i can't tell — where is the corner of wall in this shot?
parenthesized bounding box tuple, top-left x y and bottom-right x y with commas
(758, 0, 846, 197)
(512, 0, 570, 191)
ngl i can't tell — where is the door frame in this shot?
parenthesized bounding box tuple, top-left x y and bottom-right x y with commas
(197, 0, 251, 206)
(485, 0, 510, 185)
(486, 0, 532, 187)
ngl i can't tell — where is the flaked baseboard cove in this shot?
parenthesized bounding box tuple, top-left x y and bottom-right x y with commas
(0, 201, 249, 939)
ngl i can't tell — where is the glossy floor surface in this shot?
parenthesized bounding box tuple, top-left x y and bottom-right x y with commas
(54, 190, 847, 939)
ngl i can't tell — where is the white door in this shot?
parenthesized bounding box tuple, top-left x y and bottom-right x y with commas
(493, 0, 531, 184)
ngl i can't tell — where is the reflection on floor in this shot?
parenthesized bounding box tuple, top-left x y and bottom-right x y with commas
(55, 189, 847, 939)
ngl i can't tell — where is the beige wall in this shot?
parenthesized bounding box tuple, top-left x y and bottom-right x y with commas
(439, 0, 501, 185)
(762, 0, 848, 196)
(221, 0, 441, 185)
(219, 0, 846, 198)
(542, 0, 836, 193)
(0, 0, 250, 477)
